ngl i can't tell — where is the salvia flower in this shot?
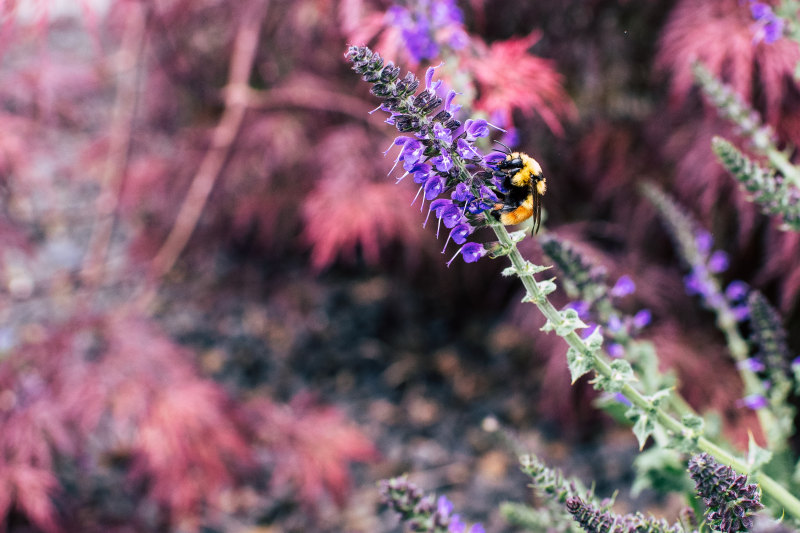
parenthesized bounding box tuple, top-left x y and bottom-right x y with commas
(385, 0, 468, 63)
(737, 394, 769, 410)
(748, 1, 785, 44)
(379, 476, 484, 533)
(565, 496, 683, 533)
(642, 184, 751, 322)
(540, 235, 653, 367)
(711, 136, 800, 232)
(688, 453, 764, 533)
(347, 45, 509, 264)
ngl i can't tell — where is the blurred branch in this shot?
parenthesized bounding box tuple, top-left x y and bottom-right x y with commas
(80, 2, 147, 288)
(138, 0, 268, 309)
(243, 75, 384, 127)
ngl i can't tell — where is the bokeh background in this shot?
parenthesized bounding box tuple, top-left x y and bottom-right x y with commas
(0, 0, 798, 531)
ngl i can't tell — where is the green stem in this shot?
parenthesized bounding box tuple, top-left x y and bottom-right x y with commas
(488, 219, 800, 520)
(766, 146, 800, 189)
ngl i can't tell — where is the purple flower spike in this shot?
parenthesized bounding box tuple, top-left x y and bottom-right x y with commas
(610, 275, 635, 297)
(792, 356, 800, 369)
(469, 524, 486, 533)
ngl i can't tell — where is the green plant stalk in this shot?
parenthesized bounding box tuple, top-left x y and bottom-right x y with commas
(766, 146, 800, 189)
(486, 218, 800, 520)
(716, 298, 782, 450)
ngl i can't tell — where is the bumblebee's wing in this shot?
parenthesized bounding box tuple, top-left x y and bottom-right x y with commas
(532, 187, 541, 235)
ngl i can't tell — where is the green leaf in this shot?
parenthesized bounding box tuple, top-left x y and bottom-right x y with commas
(627, 407, 654, 450)
(508, 230, 527, 243)
(537, 278, 557, 297)
(555, 308, 587, 336)
(566, 347, 594, 384)
(681, 413, 704, 432)
(591, 360, 635, 393)
(747, 433, 773, 472)
(646, 388, 672, 407)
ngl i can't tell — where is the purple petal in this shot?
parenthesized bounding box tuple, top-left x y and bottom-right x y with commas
(610, 275, 635, 297)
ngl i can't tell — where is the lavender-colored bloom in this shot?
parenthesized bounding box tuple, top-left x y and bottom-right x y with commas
(566, 300, 590, 319)
(437, 495, 454, 518)
(424, 174, 446, 199)
(440, 203, 464, 228)
(725, 280, 749, 301)
(632, 309, 652, 329)
(762, 17, 784, 44)
(468, 525, 486, 533)
(411, 163, 433, 184)
(684, 272, 705, 295)
(610, 275, 635, 297)
(478, 184, 498, 204)
(708, 250, 729, 273)
(737, 394, 768, 410)
(456, 138, 481, 160)
(695, 230, 713, 255)
(448, 515, 466, 533)
(433, 121, 453, 143)
(347, 45, 500, 263)
(400, 138, 426, 170)
(450, 223, 472, 245)
(614, 392, 632, 406)
(432, 153, 454, 172)
(451, 182, 473, 202)
(737, 358, 765, 373)
(464, 118, 490, 141)
(459, 242, 486, 264)
(581, 324, 600, 340)
(731, 304, 749, 322)
(607, 343, 624, 358)
(750, 2, 772, 19)
(607, 314, 623, 333)
(750, 2, 785, 44)
(793, 356, 800, 369)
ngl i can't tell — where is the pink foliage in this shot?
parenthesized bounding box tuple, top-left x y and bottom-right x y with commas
(467, 32, 575, 136)
(245, 394, 379, 507)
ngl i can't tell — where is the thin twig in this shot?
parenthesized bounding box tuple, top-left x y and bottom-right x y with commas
(80, 2, 146, 288)
(136, 0, 268, 310)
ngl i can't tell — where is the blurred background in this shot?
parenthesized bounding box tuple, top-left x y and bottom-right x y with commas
(0, 0, 798, 531)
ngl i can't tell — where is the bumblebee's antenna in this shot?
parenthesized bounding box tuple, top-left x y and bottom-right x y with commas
(493, 140, 512, 155)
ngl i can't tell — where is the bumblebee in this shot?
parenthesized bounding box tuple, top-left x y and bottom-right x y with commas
(491, 151, 546, 234)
